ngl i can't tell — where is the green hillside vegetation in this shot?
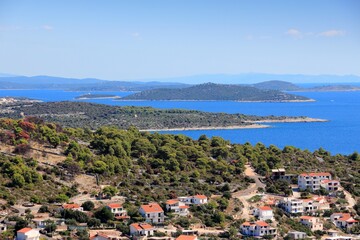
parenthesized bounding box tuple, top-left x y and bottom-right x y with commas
(0, 101, 312, 130)
(0, 117, 359, 206)
(122, 82, 310, 101)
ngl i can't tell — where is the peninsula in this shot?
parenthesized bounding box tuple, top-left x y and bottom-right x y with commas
(0, 100, 326, 130)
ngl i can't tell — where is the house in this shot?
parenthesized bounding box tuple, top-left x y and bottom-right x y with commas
(298, 172, 332, 192)
(299, 216, 323, 231)
(323, 230, 353, 240)
(320, 179, 340, 192)
(176, 235, 198, 240)
(178, 195, 208, 205)
(62, 203, 83, 212)
(240, 221, 277, 237)
(302, 199, 320, 213)
(253, 206, 274, 220)
(166, 199, 189, 216)
(139, 203, 164, 224)
(279, 198, 304, 215)
(106, 203, 129, 220)
(89, 230, 125, 240)
(287, 231, 308, 239)
(271, 168, 297, 182)
(129, 223, 155, 237)
(331, 213, 358, 231)
(16, 228, 40, 240)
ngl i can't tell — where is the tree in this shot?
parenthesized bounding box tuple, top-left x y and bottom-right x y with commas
(12, 173, 25, 187)
(15, 219, 28, 232)
(87, 218, 101, 228)
(81, 201, 95, 211)
(44, 220, 57, 234)
(102, 186, 118, 197)
(94, 206, 114, 223)
(55, 194, 69, 203)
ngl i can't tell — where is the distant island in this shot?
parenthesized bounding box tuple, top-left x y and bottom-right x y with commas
(75, 94, 121, 100)
(0, 100, 326, 130)
(121, 82, 312, 102)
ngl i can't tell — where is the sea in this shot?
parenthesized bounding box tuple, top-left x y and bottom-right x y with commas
(0, 89, 359, 155)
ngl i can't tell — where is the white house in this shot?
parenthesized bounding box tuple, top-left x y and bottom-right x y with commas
(139, 203, 164, 224)
(331, 213, 358, 231)
(129, 223, 154, 237)
(323, 230, 353, 240)
(253, 206, 273, 220)
(16, 228, 40, 240)
(287, 231, 308, 239)
(279, 198, 304, 215)
(176, 235, 198, 240)
(240, 221, 277, 237)
(178, 195, 208, 205)
(0, 224, 7, 233)
(106, 203, 129, 220)
(298, 172, 332, 192)
(62, 203, 83, 212)
(320, 179, 340, 192)
(299, 216, 323, 231)
(166, 199, 189, 216)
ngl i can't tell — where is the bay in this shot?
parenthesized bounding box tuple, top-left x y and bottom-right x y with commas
(0, 89, 359, 155)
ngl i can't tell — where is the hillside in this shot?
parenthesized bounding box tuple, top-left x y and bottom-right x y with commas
(122, 83, 311, 101)
(0, 100, 324, 130)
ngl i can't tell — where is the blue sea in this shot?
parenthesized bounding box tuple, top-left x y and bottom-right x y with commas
(0, 89, 359, 155)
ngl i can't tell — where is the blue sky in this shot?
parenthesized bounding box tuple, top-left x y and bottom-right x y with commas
(0, 0, 359, 80)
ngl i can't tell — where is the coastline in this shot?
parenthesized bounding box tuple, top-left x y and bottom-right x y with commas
(247, 117, 328, 123)
(140, 124, 270, 132)
(117, 99, 314, 102)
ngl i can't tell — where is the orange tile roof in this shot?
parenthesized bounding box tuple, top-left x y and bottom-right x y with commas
(107, 203, 122, 208)
(346, 219, 358, 223)
(140, 203, 163, 213)
(166, 199, 179, 205)
(130, 223, 154, 231)
(63, 203, 81, 209)
(194, 194, 207, 199)
(176, 235, 197, 240)
(17, 228, 32, 233)
(300, 172, 331, 177)
(242, 221, 251, 226)
(300, 216, 313, 220)
(259, 206, 272, 211)
(256, 221, 269, 227)
(338, 213, 352, 221)
(179, 205, 189, 209)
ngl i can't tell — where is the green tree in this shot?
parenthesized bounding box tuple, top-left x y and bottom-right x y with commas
(81, 201, 95, 211)
(94, 206, 114, 223)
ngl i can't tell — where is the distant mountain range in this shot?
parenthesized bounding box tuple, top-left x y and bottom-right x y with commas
(0, 75, 189, 91)
(122, 82, 311, 102)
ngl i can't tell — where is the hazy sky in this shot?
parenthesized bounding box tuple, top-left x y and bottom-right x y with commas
(0, 0, 359, 80)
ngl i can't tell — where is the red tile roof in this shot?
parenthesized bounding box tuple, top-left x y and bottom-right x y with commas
(63, 203, 81, 209)
(140, 203, 163, 213)
(194, 194, 207, 199)
(179, 205, 189, 209)
(176, 235, 198, 240)
(256, 221, 269, 227)
(166, 199, 179, 205)
(17, 228, 32, 233)
(130, 223, 154, 231)
(300, 216, 313, 220)
(259, 206, 272, 211)
(107, 203, 122, 209)
(300, 172, 331, 177)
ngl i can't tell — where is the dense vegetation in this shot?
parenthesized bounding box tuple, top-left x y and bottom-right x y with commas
(122, 83, 310, 101)
(0, 101, 311, 130)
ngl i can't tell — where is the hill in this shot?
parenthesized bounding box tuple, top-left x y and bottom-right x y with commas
(252, 80, 301, 91)
(0, 76, 189, 91)
(0, 100, 324, 130)
(122, 83, 311, 101)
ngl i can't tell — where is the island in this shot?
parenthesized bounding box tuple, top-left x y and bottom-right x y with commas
(121, 82, 312, 102)
(75, 94, 121, 100)
(0, 100, 326, 130)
